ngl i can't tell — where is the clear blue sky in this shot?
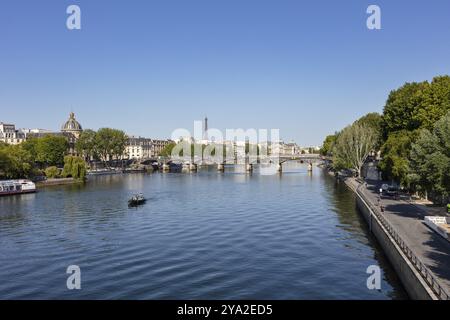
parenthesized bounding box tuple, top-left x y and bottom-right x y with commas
(1, 0, 449, 145)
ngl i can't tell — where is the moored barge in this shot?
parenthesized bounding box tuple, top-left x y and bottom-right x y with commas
(0, 180, 36, 196)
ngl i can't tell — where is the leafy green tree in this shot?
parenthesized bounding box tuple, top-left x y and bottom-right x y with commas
(332, 122, 377, 177)
(378, 130, 417, 186)
(111, 130, 128, 161)
(62, 155, 87, 181)
(412, 76, 450, 131)
(71, 157, 87, 181)
(0, 144, 35, 179)
(76, 129, 97, 161)
(356, 112, 383, 147)
(95, 128, 127, 165)
(381, 81, 428, 137)
(45, 166, 60, 179)
(159, 142, 176, 157)
(0, 146, 13, 178)
(410, 111, 450, 202)
(382, 76, 450, 138)
(62, 155, 74, 178)
(35, 135, 69, 166)
(21, 138, 38, 161)
(320, 134, 337, 156)
(378, 76, 450, 187)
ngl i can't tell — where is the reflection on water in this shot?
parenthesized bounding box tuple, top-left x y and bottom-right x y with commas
(0, 163, 407, 299)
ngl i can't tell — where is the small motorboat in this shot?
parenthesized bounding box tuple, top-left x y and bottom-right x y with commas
(128, 193, 146, 207)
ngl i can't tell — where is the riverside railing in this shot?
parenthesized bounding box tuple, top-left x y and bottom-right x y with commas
(356, 184, 449, 300)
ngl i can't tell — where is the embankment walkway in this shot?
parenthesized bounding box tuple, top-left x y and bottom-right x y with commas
(347, 178, 450, 299)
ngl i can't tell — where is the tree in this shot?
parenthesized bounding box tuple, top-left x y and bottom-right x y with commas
(62, 155, 87, 181)
(71, 157, 87, 181)
(21, 138, 38, 161)
(95, 128, 127, 166)
(356, 112, 383, 147)
(0, 146, 13, 178)
(62, 155, 74, 178)
(111, 130, 128, 161)
(35, 135, 69, 166)
(410, 111, 450, 203)
(412, 76, 450, 131)
(381, 76, 450, 138)
(381, 81, 429, 137)
(378, 76, 450, 187)
(0, 143, 35, 179)
(320, 134, 337, 156)
(332, 122, 377, 177)
(378, 130, 417, 186)
(76, 129, 97, 161)
(159, 142, 176, 157)
(45, 166, 60, 179)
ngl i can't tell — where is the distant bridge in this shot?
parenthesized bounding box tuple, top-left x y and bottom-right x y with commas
(278, 154, 322, 164)
(134, 154, 323, 173)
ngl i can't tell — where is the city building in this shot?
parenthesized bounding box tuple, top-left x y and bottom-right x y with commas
(0, 122, 26, 145)
(125, 136, 153, 160)
(20, 128, 54, 138)
(60, 112, 83, 155)
(300, 146, 321, 154)
(26, 112, 84, 155)
(282, 141, 300, 156)
(3, 112, 173, 160)
(152, 139, 173, 157)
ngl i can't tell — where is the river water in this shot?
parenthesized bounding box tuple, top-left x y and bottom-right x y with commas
(0, 163, 407, 299)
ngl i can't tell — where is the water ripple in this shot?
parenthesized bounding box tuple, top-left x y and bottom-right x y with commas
(0, 166, 407, 299)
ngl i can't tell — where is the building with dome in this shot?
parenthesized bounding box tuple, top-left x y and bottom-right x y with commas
(61, 112, 82, 139)
(61, 112, 83, 154)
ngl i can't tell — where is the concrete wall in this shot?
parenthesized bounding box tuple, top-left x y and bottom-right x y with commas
(355, 194, 437, 300)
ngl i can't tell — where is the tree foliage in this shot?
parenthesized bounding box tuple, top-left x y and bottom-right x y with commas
(409, 111, 450, 202)
(320, 134, 337, 156)
(378, 130, 417, 186)
(0, 143, 35, 179)
(159, 142, 176, 157)
(382, 76, 450, 137)
(93, 128, 127, 165)
(45, 166, 61, 179)
(62, 155, 87, 181)
(25, 135, 69, 167)
(75, 129, 97, 161)
(355, 112, 383, 148)
(332, 122, 378, 177)
(75, 128, 127, 165)
(378, 75, 450, 193)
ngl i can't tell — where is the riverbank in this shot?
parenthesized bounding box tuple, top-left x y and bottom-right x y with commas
(35, 169, 152, 188)
(336, 172, 450, 300)
(36, 177, 83, 187)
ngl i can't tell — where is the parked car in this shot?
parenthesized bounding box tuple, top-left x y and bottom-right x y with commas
(386, 186, 399, 199)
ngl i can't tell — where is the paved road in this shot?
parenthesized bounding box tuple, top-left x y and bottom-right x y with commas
(360, 181, 450, 296)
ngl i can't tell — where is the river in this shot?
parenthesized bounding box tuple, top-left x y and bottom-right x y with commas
(0, 163, 407, 299)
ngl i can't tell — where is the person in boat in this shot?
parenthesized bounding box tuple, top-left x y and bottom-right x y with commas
(129, 193, 145, 204)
